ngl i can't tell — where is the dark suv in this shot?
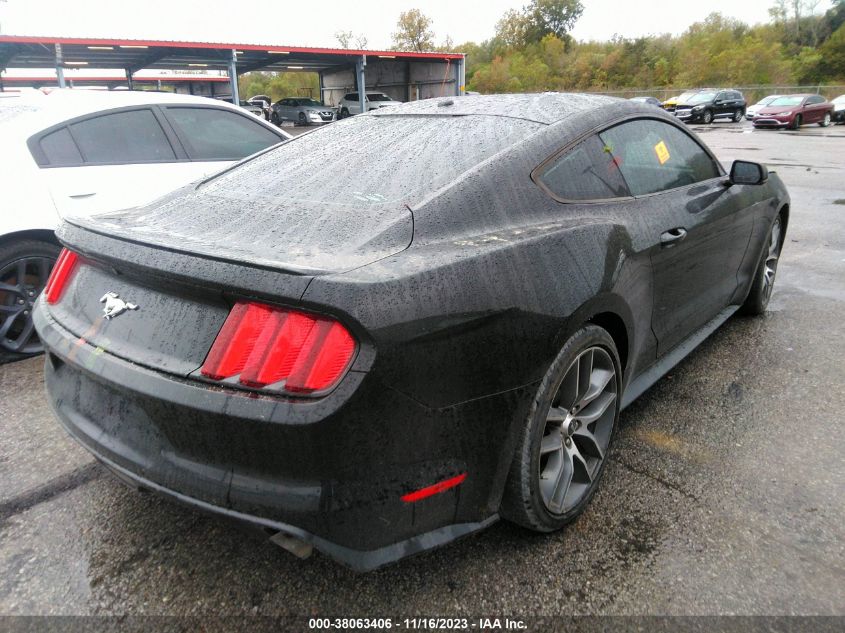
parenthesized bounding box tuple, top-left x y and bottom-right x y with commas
(674, 89, 747, 124)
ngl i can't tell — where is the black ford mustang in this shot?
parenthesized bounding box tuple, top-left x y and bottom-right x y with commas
(34, 94, 789, 571)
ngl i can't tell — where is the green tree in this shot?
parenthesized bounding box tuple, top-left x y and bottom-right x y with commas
(392, 9, 435, 52)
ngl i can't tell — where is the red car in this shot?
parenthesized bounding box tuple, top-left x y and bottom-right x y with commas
(753, 94, 834, 129)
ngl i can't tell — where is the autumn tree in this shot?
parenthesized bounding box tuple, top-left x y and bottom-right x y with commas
(392, 9, 435, 52)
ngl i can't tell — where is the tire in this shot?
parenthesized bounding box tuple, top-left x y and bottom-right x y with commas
(340, 108, 350, 119)
(298, 112, 307, 126)
(733, 109, 744, 122)
(740, 215, 783, 316)
(270, 111, 280, 125)
(0, 239, 60, 363)
(819, 112, 831, 127)
(702, 109, 714, 124)
(790, 114, 802, 130)
(501, 325, 621, 532)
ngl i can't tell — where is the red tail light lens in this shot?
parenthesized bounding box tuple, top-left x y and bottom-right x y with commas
(44, 248, 79, 304)
(201, 301, 356, 395)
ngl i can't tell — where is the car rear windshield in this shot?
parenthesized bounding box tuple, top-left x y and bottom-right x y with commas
(769, 96, 804, 106)
(687, 92, 716, 104)
(367, 93, 393, 102)
(200, 114, 542, 206)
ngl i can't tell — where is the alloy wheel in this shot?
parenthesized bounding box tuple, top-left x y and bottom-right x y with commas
(762, 217, 781, 302)
(538, 346, 617, 515)
(0, 255, 55, 354)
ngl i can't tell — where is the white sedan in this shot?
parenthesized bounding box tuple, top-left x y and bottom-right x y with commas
(0, 89, 290, 360)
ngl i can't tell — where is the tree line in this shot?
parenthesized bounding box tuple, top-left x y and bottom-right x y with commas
(452, 0, 845, 93)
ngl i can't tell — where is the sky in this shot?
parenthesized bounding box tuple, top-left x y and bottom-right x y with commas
(0, 0, 834, 50)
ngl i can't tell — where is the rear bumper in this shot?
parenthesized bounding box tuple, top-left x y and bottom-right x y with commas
(34, 303, 517, 571)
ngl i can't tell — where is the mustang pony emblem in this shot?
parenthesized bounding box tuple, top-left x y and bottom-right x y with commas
(100, 292, 138, 320)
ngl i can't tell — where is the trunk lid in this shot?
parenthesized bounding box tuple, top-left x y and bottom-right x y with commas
(50, 223, 315, 377)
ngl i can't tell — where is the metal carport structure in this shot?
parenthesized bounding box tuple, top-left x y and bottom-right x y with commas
(0, 36, 465, 113)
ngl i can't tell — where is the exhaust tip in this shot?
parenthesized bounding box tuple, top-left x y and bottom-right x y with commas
(269, 530, 313, 560)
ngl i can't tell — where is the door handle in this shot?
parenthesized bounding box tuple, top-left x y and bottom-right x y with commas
(660, 227, 687, 247)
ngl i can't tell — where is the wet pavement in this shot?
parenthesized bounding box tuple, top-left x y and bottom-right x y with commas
(1, 121, 844, 618)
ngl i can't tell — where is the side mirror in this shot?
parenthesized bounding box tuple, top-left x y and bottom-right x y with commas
(730, 160, 768, 185)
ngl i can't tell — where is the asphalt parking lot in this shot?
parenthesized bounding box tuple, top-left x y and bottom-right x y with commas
(1, 119, 844, 620)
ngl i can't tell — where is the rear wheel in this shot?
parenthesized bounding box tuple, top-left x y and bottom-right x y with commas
(501, 325, 620, 531)
(740, 215, 783, 316)
(0, 239, 60, 362)
(819, 112, 831, 127)
(733, 109, 744, 122)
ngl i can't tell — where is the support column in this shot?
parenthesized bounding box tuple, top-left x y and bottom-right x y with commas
(457, 55, 466, 97)
(125, 68, 134, 91)
(228, 49, 239, 104)
(318, 71, 325, 104)
(54, 43, 66, 89)
(356, 55, 366, 113)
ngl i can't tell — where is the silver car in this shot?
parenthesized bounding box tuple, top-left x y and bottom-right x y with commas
(337, 92, 402, 118)
(271, 98, 336, 126)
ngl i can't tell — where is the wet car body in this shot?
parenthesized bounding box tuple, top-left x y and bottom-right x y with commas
(35, 94, 790, 571)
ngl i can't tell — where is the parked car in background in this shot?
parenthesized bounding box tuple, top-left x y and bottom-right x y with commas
(745, 95, 783, 120)
(337, 92, 402, 117)
(629, 96, 663, 107)
(247, 94, 272, 120)
(674, 89, 746, 123)
(832, 95, 845, 123)
(753, 94, 834, 129)
(35, 94, 789, 571)
(0, 89, 290, 361)
(239, 100, 265, 117)
(271, 98, 336, 126)
(662, 91, 700, 113)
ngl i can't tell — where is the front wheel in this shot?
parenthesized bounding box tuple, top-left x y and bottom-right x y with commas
(702, 109, 714, 124)
(270, 111, 280, 125)
(790, 114, 802, 130)
(0, 239, 60, 362)
(819, 112, 831, 127)
(340, 108, 350, 119)
(298, 112, 307, 126)
(501, 325, 621, 531)
(733, 109, 744, 122)
(740, 215, 783, 316)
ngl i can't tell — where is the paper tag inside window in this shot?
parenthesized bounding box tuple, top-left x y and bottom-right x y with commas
(654, 141, 670, 165)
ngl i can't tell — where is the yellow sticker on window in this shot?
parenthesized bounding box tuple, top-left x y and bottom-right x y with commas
(654, 140, 670, 165)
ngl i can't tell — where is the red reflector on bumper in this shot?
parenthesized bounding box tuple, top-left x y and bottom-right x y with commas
(401, 473, 467, 503)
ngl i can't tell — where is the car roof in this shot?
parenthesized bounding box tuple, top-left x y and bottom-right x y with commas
(0, 89, 253, 136)
(371, 92, 622, 124)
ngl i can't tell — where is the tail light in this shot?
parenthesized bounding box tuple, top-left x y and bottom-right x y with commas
(200, 301, 356, 395)
(44, 248, 79, 304)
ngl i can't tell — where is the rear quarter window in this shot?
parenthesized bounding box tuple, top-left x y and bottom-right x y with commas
(39, 127, 83, 166)
(538, 135, 630, 201)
